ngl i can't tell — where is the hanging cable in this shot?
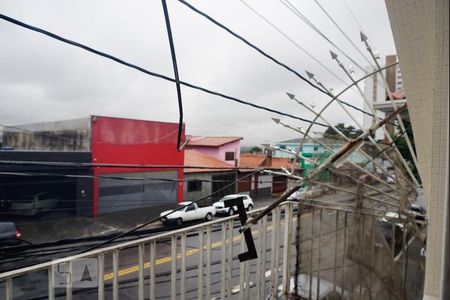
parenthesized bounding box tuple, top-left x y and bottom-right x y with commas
(161, 0, 184, 151)
(0, 13, 327, 128)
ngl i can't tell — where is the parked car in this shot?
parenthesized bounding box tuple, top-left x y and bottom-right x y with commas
(0, 222, 22, 246)
(159, 202, 216, 225)
(10, 192, 60, 216)
(213, 194, 254, 216)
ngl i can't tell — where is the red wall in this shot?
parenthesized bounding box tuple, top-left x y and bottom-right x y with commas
(90, 116, 184, 216)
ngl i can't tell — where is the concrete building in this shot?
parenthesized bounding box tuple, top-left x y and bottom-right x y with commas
(385, 1, 448, 298)
(183, 149, 236, 202)
(1, 116, 185, 217)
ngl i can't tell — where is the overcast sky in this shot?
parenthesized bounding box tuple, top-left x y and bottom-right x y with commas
(0, 0, 396, 146)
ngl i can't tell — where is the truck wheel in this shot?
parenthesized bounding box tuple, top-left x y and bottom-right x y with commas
(176, 218, 183, 226)
(228, 208, 234, 216)
(247, 205, 253, 212)
(205, 213, 212, 221)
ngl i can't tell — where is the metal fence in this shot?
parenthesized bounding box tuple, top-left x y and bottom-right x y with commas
(0, 201, 412, 300)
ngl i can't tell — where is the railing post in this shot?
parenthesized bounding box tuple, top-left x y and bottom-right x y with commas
(239, 229, 246, 300)
(66, 260, 73, 300)
(205, 225, 212, 300)
(220, 222, 227, 300)
(226, 219, 234, 299)
(270, 207, 281, 299)
(138, 243, 145, 300)
(49, 264, 55, 300)
(171, 235, 177, 300)
(309, 209, 315, 300)
(198, 227, 204, 300)
(316, 208, 323, 300)
(333, 210, 339, 293)
(150, 241, 156, 300)
(180, 232, 187, 300)
(282, 202, 293, 295)
(5, 278, 13, 300)
(257, 215, 268, 299)
(98, 253, 104, 300)
(112, 250, 119, 300)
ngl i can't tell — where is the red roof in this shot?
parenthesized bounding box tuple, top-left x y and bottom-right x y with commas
(239, 154, 299, 170)
(184, 149, 233, 173)
(240, 154, 267, 168)
(187, 136, 242, 147)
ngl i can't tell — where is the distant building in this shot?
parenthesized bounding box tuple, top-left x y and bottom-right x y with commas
(185, 136, 242, 167)
(183, 149, 237, 203)
(1, 116, 184, 217)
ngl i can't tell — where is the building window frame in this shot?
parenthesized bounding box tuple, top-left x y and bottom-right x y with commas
(225, 151, 235, 161)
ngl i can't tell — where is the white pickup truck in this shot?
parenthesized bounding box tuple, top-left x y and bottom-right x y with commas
(159, 202, 216, 226)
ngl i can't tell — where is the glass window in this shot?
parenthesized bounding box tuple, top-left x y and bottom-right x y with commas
(225, 152, 235, 161)
(187, 180, 202, 192)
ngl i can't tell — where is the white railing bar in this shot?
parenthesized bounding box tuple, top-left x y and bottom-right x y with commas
(138, 243, 145, 300)
(239, 231, 246, 300)
(5, 277, 12, 300)
(112, 250, 119, 300)
(98, 253, 104, 300)
(282, 203, 293, 295)
(0, 203, 296, 281)
(66, 261, 73, 300)
(226, 220, 233, 299)
(198, 227, 204, 300)
(205, 225, 212, 300)
(48, 265, 55, 300)
(149, 241, 156, 300)
(255, 215, 263, 299)
(316, 209, 323, 300)
(170, 235, 177, 300)
(333, 211, 339, 292)
(309, 209, 315, 300)
(220, 222, 227, 300)
(180, 232, 187, 300)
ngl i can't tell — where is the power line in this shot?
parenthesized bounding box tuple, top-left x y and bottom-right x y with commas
(278, 0, 367, 73)
(176, 0, 329, 95)
(240, 0, 349, 86)
(175, 1, 385, 122)
(312, 0, 374, 67)
(0, 13, 327, 128)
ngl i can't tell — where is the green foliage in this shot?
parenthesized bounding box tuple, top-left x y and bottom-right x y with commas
(249, 146, 262, 154)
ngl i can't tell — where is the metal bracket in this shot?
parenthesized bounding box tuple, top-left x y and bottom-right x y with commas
(224, 196, 257, 261)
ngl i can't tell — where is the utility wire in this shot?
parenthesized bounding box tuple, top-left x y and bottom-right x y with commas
(175, 1, 385, 121)
(176, 0, 329, 95)
(240, 0, 348, 86)
(0, 13, 327, 128)
(312, 0, 374, 67)
(278, 0, 367, 73)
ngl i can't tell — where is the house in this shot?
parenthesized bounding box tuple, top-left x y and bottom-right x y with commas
(1, 116, 184, 217)
(186, 136, 242, 167)
(183, 149, 237, 203)
(238, 153, 302, 196)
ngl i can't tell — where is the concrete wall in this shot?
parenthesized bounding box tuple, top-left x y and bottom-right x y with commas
(183, 171, 237, 204)
(385, 1, 448, 298)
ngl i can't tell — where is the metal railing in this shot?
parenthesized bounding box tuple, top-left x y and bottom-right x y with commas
(0, 201, 412, 299)
(0, 202, 296, 300)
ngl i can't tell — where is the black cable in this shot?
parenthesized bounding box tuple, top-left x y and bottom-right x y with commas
(0, 13, 327, 128)
(175, 0, 390, 122)
(161, 0, 184, 151)
(176, 0, 329, 95)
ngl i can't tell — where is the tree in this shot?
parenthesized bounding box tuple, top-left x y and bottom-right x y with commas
(323, 123, 363, 139)
(249, 146, 262, 154)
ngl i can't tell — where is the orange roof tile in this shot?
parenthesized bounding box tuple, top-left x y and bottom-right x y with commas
(184, 149, 233, 173)
(269, 157, 298, 169)
(240, 154, 267, 168)
(187, 136, 242, 147)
